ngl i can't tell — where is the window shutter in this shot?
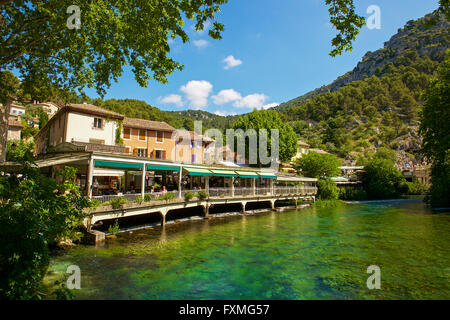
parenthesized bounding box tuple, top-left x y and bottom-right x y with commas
(162, 150, 166, 160)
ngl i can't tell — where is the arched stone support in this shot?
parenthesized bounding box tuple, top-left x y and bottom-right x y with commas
(203, 204, 210, 219)
(241, 201, 247, 214)
(270, 199, 276, 211)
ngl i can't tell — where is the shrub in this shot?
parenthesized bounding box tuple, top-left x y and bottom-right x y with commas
(135, 196, 143, 204)
(89, 199, 101, 210)
(406, 179, 429, 195)
(197, 190, 209, 201)
(144, 194, 152, 202)
(339, 188, 367, 201)
(317, 178, 339, 200)
(157, 192, 176, 202)
(109, 197, 128, 209)
(362, 158, 407, 199)
(108, 220, 120, 235)
(184, 191, 195, 202)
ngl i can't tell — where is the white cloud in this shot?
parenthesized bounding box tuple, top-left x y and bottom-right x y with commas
(215, 110, 237, 117)
(261, 103, 279, 110)
(223, 55, 243, 70)
(212, 89, 242, 105)
(180, 80, 213, 109)
(193, 39, 209, 48)
(158, 94, 184, 107)
(234, 93, 268, 109)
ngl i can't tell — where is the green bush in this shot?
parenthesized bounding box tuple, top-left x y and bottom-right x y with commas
(406, 179, 429, 195)
(0, 165, 89, 299)
(89, 199, 101, 210)
(197, 190, 209, 201)
(144, 194, 152, 202)
(108, 220, 120, 235)
(157, 192, 176, 202)
(362, 158, 407, 199)
(339, 188, 367, 201)
(184, 191, 195, 201)
(135, 196, 143, 204)
(317, 178, 339, 200)
(109, 197, 128, 209)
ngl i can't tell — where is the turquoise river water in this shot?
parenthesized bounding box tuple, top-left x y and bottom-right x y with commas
(45, 199, 450, 299)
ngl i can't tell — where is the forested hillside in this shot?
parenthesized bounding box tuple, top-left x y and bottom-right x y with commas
(279, 11, 449, 166)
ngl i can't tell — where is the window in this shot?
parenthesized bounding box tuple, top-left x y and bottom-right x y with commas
(139, 129, 146, 141)
(123, 128, 131, 140)
(93, 118, 103, 129)
(192, 154, 196, 163)
(137, 148, 147, 157)
(125, 147, 131, 153)
(156, 131, 164, 143)
(154, 150, 166, 160)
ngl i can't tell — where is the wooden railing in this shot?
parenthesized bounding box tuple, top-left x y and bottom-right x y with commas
(92, 187, 317, 204)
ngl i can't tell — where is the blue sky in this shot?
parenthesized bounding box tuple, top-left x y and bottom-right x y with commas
(84, 0, 440, 116)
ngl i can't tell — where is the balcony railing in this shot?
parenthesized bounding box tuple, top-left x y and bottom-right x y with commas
(92, 187, 317, 204)
(72, 141, 127, 154)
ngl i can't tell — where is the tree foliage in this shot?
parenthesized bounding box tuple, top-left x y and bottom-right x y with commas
(0, 165, 90, 299)
(1, 0, 227, 96)
(232, 109, 297, 165)
(317, 178, 339, 200)
(296, 152, 341, 178)
(362, 158, 407, 199)
(420, 50, 450, 207)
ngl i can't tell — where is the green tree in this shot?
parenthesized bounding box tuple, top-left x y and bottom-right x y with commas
(420, 51, 450, 207)
(6, 139, 35, 161)
(374, 147, 398, 164)
(362, 158, 407, 199)
(231, 109, 297, 165)
(0, 164, 90, 299)
(296, 152, 341, 178)
(317, 178, 339, 200)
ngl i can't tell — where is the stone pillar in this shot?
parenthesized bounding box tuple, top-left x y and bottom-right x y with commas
(141, 163, 146, 198)
(205, 176, 209, 193)
(270, 179, 274, 195)
(204, 205, 210, 219)
(241, 202, 246, 214)
(271, 200, 276, 211)
(231, 177, 235, 197)
(178, 166, 183, 199)
(161, 212, 166, 226)
(86, 156, 94, 199)
(251, 178, 256, 196)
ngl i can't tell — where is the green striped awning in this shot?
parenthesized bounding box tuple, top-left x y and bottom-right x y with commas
(184, 167, 213, 176)
(94, 160, 143, 170)
(210, 169, 238, 177)
(258, 172, 277, 179)
(147, 164, 180, 172)
(236, 171, 259, 179)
